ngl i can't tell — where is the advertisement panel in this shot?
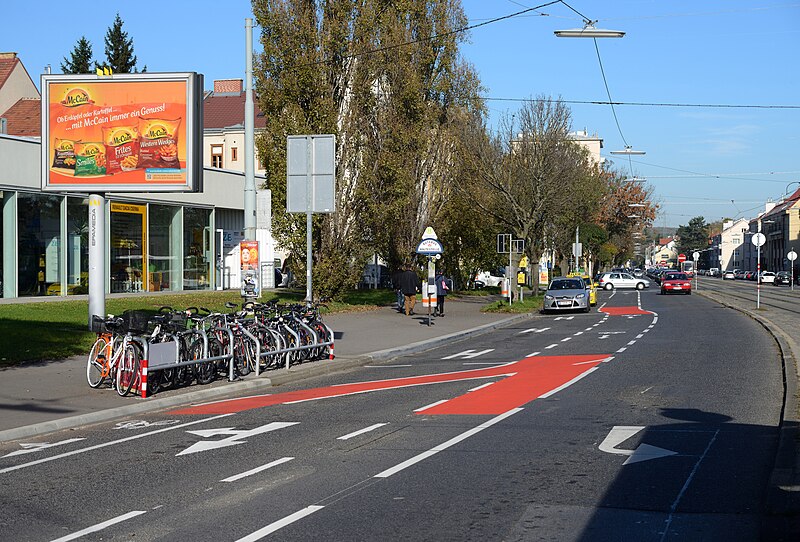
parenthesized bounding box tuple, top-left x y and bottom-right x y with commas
(41, 72, 203, 192)
(240, 240, 260, 298)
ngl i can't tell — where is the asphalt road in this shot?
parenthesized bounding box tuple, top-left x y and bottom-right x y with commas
(0, 287, 784, 541)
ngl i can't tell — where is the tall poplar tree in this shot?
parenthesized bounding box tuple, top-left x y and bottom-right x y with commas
(61, 37, 94, 74)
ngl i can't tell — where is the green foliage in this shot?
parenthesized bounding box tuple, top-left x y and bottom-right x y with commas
(676, 216, 710, 255)
(61, 37, 94, 74)
(482, 293, 544, 313)
(97, 13, 143, 73)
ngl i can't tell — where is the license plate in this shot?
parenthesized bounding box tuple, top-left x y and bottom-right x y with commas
(557, 301, 571, 306)
(673, 286, 682, 289)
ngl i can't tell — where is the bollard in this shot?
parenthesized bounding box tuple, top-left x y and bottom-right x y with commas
(139, 358, 148, 399)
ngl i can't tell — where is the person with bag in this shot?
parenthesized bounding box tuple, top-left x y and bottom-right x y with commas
(435, 271, 453, 317)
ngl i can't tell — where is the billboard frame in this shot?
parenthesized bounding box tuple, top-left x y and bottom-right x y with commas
(40, 72, 203, 193)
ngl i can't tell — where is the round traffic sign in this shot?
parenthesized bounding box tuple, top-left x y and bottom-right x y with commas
(789, 250, 798, 262)
(751, 233, 766, 247)
(678, 253, 686, 263)
(692, 251, 700, 260)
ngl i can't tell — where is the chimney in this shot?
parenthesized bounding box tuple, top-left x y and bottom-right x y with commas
(213, 79, 244, 94)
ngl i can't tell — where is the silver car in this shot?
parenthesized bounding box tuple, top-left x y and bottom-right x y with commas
(543, 277, 591, 313)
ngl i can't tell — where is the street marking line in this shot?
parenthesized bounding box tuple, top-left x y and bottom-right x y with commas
(525, 351, 541, 358)
(468, 382, 496, 392)
(414, 400, 449, 412)
(636, 334, 644, 339)
(221, 457, 294, 482)
(602, 356, 615, 363)
(364, 365, 412, 368)
(374, 408, 523, 478)
(616, 347, 627, 353)
(441, 349, 494, 360)
(337, 423, 388, 441)
(236, 506, 325, 542)
(545, 344, 558, 349)
(561, 337, 572, 342)
(539, 367, 598, 398)
(50, 510, 147, 542)
(627, 340, 637, 346)
(573, 331, 584, 336)
(462, 362, 505, 366)
(1, 414, 233, 475)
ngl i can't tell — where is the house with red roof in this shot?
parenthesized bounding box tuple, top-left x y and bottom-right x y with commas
(0, 52, 41, 137)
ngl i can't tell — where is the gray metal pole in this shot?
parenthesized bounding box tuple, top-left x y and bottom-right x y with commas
(244, 18, 256, 241)
(88, 194, 105, 329)
(306, 136, 313, 302)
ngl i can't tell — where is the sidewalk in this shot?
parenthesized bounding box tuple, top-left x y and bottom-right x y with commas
(0, 296, 527, 442)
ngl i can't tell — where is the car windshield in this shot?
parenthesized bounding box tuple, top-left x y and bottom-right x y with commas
(665, 273, 688, 280)
(549, 279, 583, 290)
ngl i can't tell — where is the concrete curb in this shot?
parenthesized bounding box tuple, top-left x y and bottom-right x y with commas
(0, 312, 530, 443)
(696, 290, 800, 534)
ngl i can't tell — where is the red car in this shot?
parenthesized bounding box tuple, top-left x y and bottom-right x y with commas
(660, 272, 692, 295)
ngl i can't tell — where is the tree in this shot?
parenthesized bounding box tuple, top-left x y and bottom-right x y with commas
(676, 216, 710, 255)
(455, 96, 605, 294)
(61, 37, 94, 74)
(253, 0, 482, 298)
(97, 13, 144, 73)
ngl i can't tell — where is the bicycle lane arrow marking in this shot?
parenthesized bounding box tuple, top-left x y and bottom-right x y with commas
(170, 354, 610, 417)
(599, 426, 678, 465)
(2, 438, 86, 458)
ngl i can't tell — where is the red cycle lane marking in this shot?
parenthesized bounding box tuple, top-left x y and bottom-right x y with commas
(170, 354, 608, 416)
(600, 306, 651, 316)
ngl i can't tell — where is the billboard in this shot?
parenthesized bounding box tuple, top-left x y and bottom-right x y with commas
(41, 72, 203, 193)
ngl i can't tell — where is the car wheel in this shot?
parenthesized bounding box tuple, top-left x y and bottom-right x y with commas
(687, 290, 692, 295)
(604, 283, 613, 290)
(636, 282, 644, 290)
(661, 289, 666, 295)
(583, 307, 591, 313)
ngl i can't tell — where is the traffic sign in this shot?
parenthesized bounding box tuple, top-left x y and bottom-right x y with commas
(678, 253, 686, 263)
(692, 251, 700, 261)
(788, 250, 798, 262)
(751, 233, 766, 247)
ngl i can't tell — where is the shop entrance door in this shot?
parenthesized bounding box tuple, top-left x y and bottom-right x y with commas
(110, 203, 146, 293)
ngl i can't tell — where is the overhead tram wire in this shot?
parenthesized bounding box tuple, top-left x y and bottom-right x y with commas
(480, 96, 800, 109)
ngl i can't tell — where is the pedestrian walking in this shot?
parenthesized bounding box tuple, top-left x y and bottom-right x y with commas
(391, 267, 404, 312)
(397, 266, 421, 316)
(435, 271, 453, 316)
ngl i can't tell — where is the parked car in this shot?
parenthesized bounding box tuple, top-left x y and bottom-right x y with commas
(708, 268, 720, 277)
(660, 272, 692, 295)
(775, 271, 792, 285)
(542, 277, 591, 314)
(597, 272, 650, 291)
(722, 270, 736, 280)
(758, 271, 776, 284)
(745, 271, 756, 281)
(473, 269, 505, 288)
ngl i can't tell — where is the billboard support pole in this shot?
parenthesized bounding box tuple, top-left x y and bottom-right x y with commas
(244, 17, 256, 241)
(306, 136, 313, 302)
(88, 194, 105, 329)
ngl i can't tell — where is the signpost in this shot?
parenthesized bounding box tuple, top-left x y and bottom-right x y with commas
(788, 249, 797, 291)
(287, 135, 336, 302)
(498, 233, 525, 306)
(416, 227, 443, 327)
(752, 232, 766, 309)
(692, 251, 700, 290)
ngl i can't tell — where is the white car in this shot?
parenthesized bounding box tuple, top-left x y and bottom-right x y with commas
(722, 270, 736, 280)
(597, 272, 650, 290)
(758, 271, 776, 284)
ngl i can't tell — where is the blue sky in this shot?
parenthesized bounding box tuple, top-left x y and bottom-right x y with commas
(4, 1, 798, 228)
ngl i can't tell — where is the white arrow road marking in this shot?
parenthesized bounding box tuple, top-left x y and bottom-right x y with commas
(441, 349, 494, 360)
(599, 426, 677, 465)
(519, 327, 550, 334)
(3, 438, 86, 458)
(178, 422, 299, 456)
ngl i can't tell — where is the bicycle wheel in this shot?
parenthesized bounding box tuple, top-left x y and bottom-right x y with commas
(115, 342, 140, 397)
(189, 337, 214, 385)
(87, 336, 109, 388)
(234, 335, 252, 376)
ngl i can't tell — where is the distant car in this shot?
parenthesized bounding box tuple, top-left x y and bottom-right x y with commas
(597, 272, 649, 291)
(745, 271, 756, 281)
(543, 277, 591, 314)
(775, 271, 792, 285)
(660, 272, 692, 295)
(473, 269, 505, 288)
(722, 270, 736, 280)
(758, 271, 776, 284)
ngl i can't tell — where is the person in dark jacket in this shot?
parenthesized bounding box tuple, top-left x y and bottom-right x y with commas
(397, 266, 421, 316)
(435, 271, 453, 316)
(391, 268, 404, 312)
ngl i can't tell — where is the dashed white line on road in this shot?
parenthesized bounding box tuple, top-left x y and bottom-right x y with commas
(561, 337, 572, 342)
(364, 365, 413, 368)
(337, 424, 389, 441)
(221, 457, 294, 482)
(50, 510, 147, 542)
(627, 340, 637, 346)
(525, 351, 541, 358)
(545, 344, 559, 349)
(573, 331, 584, 336)
(236, 506, 325, 542)
(616, 347, 627, 353)
(468, 382, 496, 392)
(414, 400, 449, 412)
